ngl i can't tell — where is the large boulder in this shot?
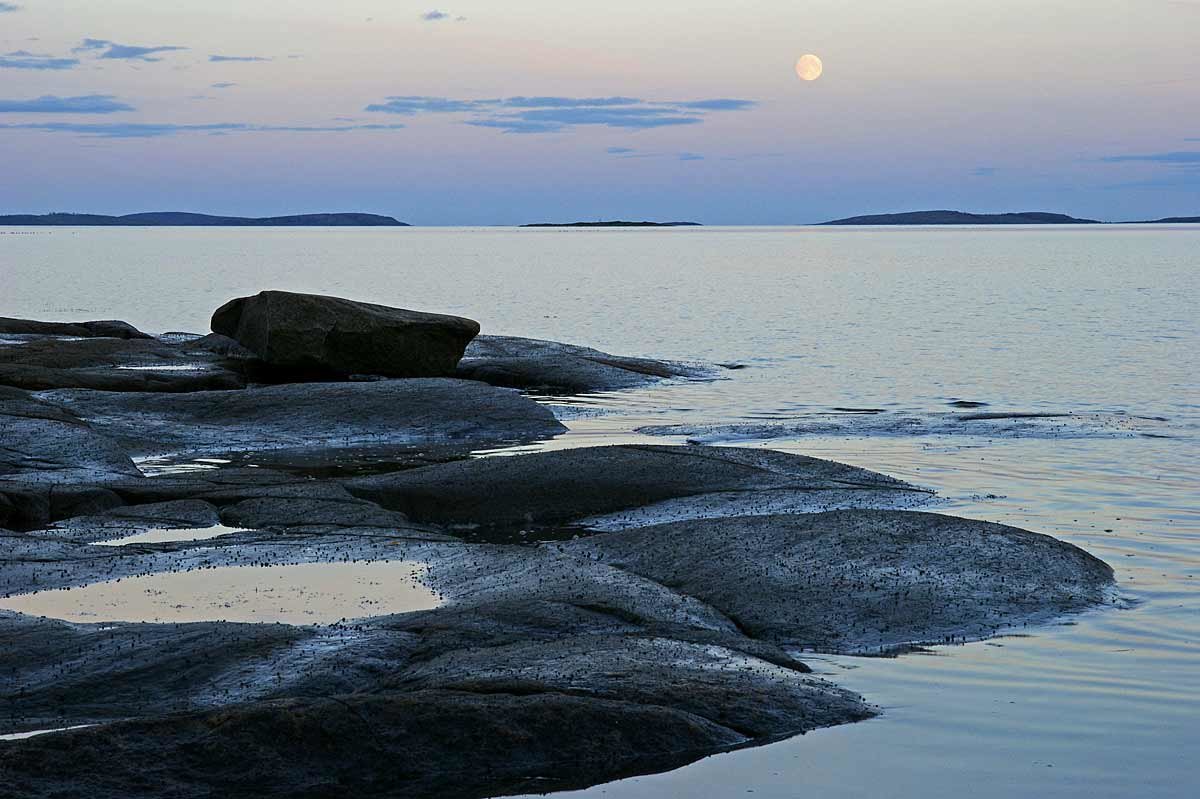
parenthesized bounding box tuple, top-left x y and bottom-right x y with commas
(211, 291, 480, 377)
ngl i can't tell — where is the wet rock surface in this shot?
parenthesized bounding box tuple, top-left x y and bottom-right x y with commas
(345, 444, 931, 537)
(0, 304, 1117, 798)
(640, 410, 1171, 441)
(0, 336, 246, 392)
(0, 317, 151, 340)
(212, 290, 481, 378)
(458, 335, 716, 392)
(41, 378, 566, 465)
(0, 387, 140, 487)
(568, 510, 1115, 653)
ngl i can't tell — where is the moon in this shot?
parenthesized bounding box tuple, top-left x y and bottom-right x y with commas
(796, 54, 823, 81)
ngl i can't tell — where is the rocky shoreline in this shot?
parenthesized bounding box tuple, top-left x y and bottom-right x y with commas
(0, 293, 1115, 798)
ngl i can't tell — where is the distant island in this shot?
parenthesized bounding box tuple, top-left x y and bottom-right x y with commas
(0, 212, 408, 227)
(1133, 216, 1200, 224)
(822, 210, 1101, 226)
(521, 220, 701, 228)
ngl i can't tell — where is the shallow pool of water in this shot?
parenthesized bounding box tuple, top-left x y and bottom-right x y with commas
(0, 561, 440, 625)
(92, 524, 247, 547)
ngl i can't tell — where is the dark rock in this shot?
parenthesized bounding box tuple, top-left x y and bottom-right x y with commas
(0, 363, 244, 392)
(0, 337, 245, 392)
(211, 291, 480, 377)
(458, 335, 714, 392)
(46, 499, 222, 543)
(0, 318, 151, 340)
(0, 690, 752, 799)
(218, 496, 410, 531)
(0, 611, 309, 731)
(568, 509, 1116, 653)
(0, 389, 139, 486)
(0, 484, 125, 531)
(345, 444, 929, 535)
(180, 332, 257, 359)
(0, 501, 1114, 797)
(43, 379, 565, 466)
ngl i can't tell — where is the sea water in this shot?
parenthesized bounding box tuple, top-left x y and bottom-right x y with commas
(3, 225, 1197, 796)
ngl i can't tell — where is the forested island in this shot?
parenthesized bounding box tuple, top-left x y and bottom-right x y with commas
(0, 212, 408, 226)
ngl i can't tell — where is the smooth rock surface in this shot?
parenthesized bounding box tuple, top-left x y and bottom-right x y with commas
(569, 509, 1116, 653)
(346, 444, 930, 535)
(211, 291, 480, 377)
(0, 502, 1114, 797)
(41, 378, 566, 464)
(458, 335, 715, 392)
(0, 317, 151, 340)
(0, 336, 245, 392)
(0, 388, 140, 486)
(0, 690, 767, 799)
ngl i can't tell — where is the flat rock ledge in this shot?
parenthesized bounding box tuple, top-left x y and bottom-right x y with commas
(0, 307, 1116, 799)
(458, 335, 717, 393)
(0, 445, 1112, 798)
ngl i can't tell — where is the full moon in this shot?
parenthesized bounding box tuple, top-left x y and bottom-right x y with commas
(796, 54, 823, 81)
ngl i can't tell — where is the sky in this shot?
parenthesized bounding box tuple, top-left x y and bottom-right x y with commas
(0, 0, 1198, 224)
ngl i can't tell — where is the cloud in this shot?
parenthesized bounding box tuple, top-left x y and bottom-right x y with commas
(0, 51, 80, 70)
(606, 146, 705, 161)
(74, 39, 187, 61)
(0, 94, 134, 113)
(497, 106, 703, 132)
(365, 94, 756, 133)
(211, 82, 237, 89)
(0, 121, 405, 138)
(465, 118, 564, 134)
(209, 54, 272, 63)
(0, 3, 20, 12)
(500, 96, 642, 108)
(365, 96, 485, 114)
(669, 99, 756, 111)
(1101, 151, 1200, 166)
(422, 10, 450, 21)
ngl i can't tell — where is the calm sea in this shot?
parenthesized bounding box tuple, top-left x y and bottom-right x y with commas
(3, 226, 1198, 797)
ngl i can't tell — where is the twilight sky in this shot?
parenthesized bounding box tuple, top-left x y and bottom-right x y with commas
(1, 0, 1198, 224)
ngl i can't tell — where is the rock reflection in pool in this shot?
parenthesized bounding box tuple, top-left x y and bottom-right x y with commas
(0, 561, 439, 625)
